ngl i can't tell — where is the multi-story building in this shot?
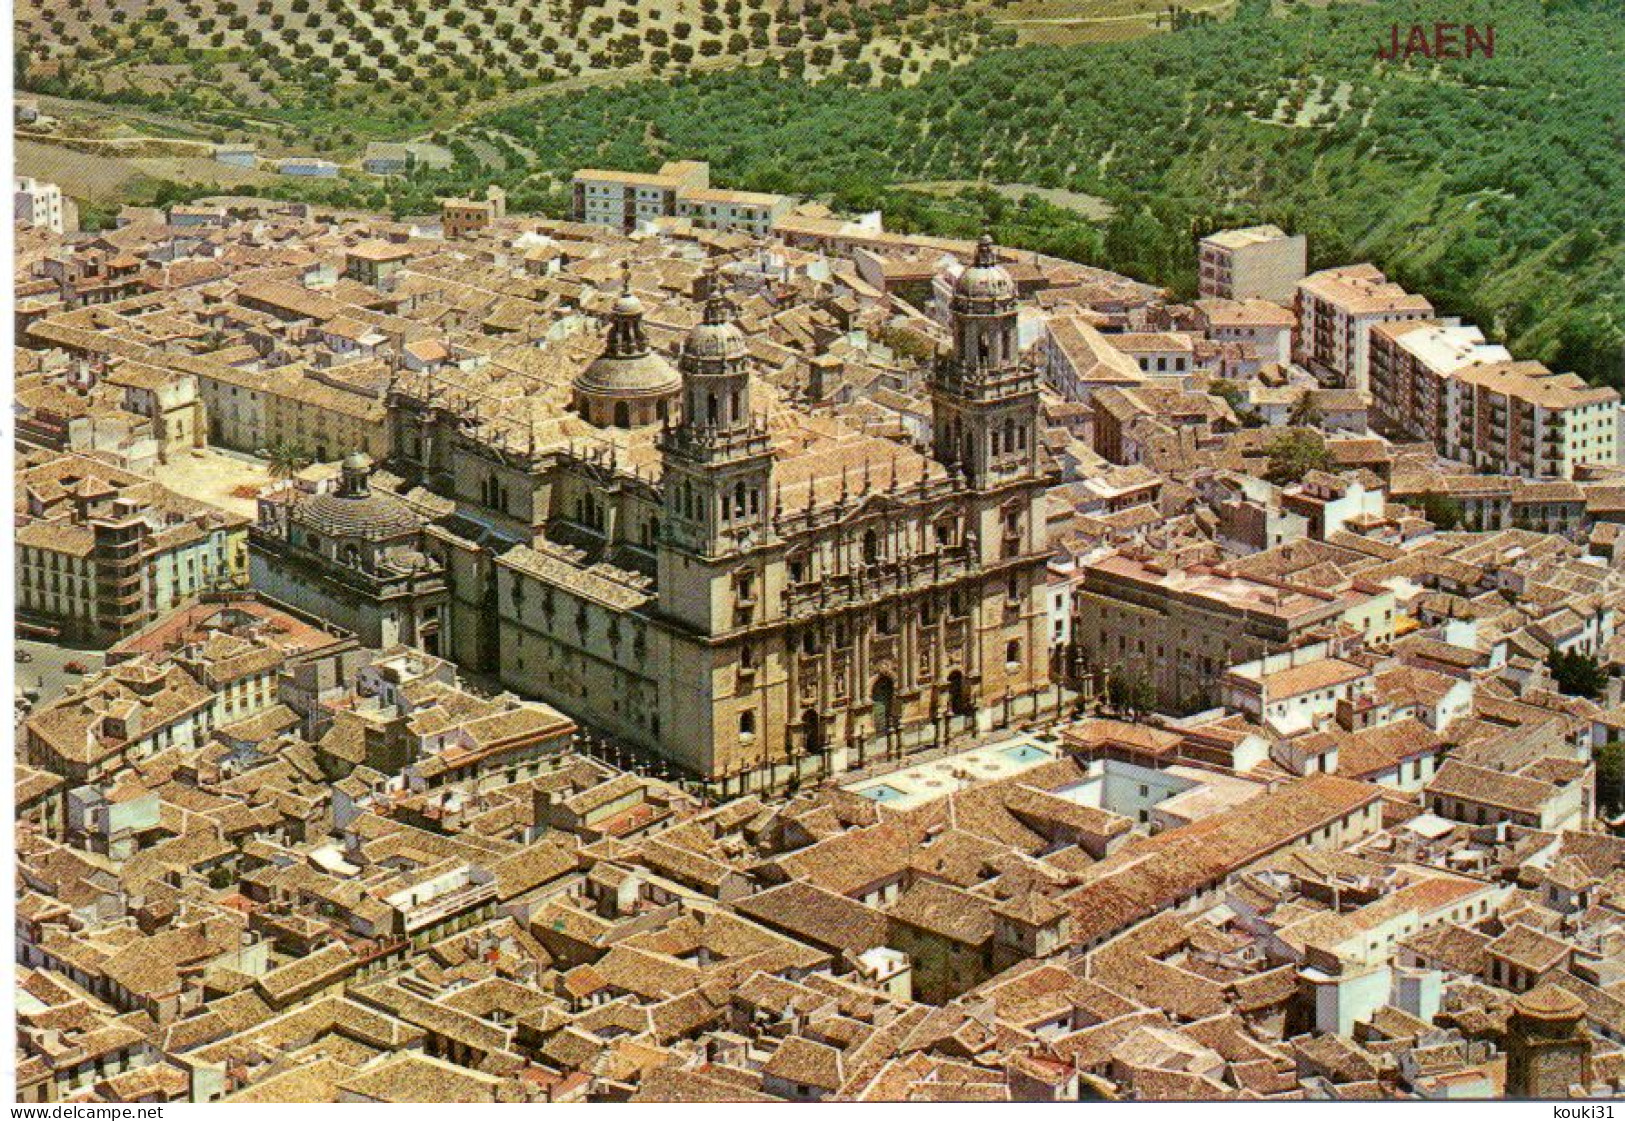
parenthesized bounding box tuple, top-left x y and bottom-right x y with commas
(25, 658, 217, 784)
(100, 361, 204, 462)
(1370, 320, 1619, 479)
(386, 238, 1054, 795)
(250, 453, 449, 654)
(1070, 553, 1395, 713)
(1041, 315, 1144, 404)
(1369, 318, 1509, 447)
(573, 162, 788, 236)
(16, 453, 250, 643)
(1197, 225, 1306, 303)
(440, 187, 507, 239)
(571, 161, 713, 233)
(15, 177, 65, 234)
(1194, 297, 1296, 367)
(1296, 264, 1433, 392)
(675, 188, 793, 236)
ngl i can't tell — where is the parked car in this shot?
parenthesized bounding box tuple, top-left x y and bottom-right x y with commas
(64, 661, 87, 675)
(14, 648, 32, 663)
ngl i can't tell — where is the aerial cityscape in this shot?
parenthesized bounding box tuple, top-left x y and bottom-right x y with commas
(11, 0, 1625, 1106)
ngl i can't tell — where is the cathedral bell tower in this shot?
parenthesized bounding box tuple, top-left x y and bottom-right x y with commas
(930, 234, 1041, 491)
(658, 268, 774, 560)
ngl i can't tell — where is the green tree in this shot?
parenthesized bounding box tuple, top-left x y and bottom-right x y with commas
(263, 441, 312, 483)
(1419, 493, 1465, 531)
(1596, 740, 1624, 818)
(1548, 648, 1609, 700)
(1263, 430, 1329, 485)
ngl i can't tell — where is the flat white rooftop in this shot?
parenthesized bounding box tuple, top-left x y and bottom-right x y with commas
(844, 731, 1063, 812)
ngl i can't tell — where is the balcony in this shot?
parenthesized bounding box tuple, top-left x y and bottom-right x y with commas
(781, 545, 975, 617)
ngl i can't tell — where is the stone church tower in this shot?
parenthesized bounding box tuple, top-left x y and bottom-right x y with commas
(930, 233, 1042, 491)
(1504, 983, 1593, 1098)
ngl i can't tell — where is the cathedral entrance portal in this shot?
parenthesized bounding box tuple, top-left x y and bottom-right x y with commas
(801, 708, 823, 753)
(871, 674, 898, 732)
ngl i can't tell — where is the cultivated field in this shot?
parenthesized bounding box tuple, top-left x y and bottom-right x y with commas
(18, 0, 1021, 141)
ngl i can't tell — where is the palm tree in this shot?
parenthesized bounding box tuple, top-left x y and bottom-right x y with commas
(263, 441, 311, 485)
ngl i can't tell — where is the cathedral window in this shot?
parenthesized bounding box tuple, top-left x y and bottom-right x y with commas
(1006, 640, 1022, 668)
(734, 483, 748, 519)
(863, 528, 880, 565)
(738, 709, 756, 740)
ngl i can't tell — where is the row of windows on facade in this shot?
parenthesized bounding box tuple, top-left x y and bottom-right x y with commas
(733, 643, 1024, 742)
(942, 416, 1032, 459)
(673, 480, 761, 524)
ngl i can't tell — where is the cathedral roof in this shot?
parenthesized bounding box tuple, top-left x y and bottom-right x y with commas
(293, 486, 421, 541)
(573, 273, 681, 400)
(952, 234, 1018, 307)
(680, 276, 747, 364)
(574, 351, 682, 398)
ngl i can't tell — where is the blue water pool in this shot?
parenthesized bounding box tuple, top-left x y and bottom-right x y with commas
(859, 784, 907, 802)
(1001, 743, 1051, 764)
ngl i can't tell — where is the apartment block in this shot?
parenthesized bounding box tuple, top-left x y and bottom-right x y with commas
(1194, 297, 1296, 367)
(1198, 225, 1306, 303)
(15, 177, 65, 234)
(571, 160, 713, 233)
(675, 187, 793, 236)
(1296, 264, 1433, 392)
(1371, 320, 1619, 479)
(1070, 553, 1395, 713)
(16, 453, 251, 644)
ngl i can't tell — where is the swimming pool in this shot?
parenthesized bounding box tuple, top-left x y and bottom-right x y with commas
(858, 784, 907, 802)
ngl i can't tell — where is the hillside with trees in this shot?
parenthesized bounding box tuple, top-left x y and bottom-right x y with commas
(38, 0, 1621, 385)
(491, 0, 1625, 383)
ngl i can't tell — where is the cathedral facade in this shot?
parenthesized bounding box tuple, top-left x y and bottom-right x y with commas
(384, 238, 1053, 795)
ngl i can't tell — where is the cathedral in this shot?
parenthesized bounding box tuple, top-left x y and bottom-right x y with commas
(369, 236, 1053, 795)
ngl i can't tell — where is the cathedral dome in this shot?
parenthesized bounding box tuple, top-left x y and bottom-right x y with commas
(681, 288, 747, 364)
(574, 349, 682, 397)
(952, 234, 1017, 307)
(572, 266, 681, 426)
(294, 480, 420, 541)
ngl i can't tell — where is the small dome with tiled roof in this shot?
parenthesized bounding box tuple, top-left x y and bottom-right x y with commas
(951, 234, 1017, 310)
(292, 453, 420, 541)
(681, 270, 747, 365)
(1513, 983, 1585, 1022)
